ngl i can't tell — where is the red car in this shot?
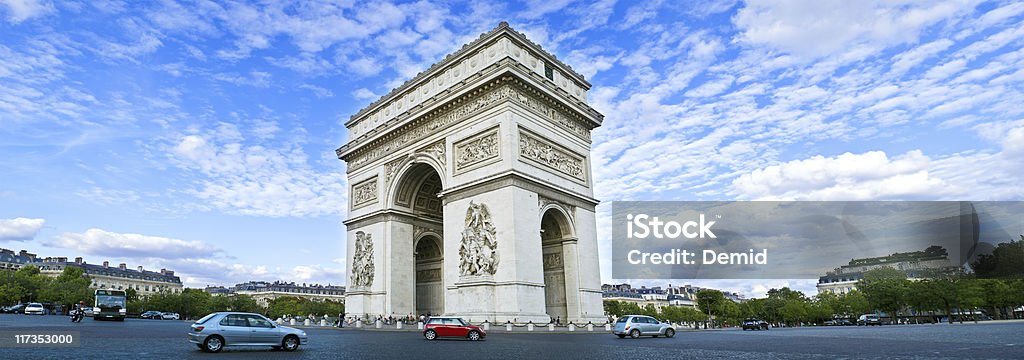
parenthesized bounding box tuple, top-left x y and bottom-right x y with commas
(423, 316, 486, 341)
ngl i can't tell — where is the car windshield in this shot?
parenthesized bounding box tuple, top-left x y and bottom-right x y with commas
(616, 317, 628, 323)
(96, 295, 125, 308)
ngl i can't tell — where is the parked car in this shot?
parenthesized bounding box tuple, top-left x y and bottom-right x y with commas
(140, 310, 163, 319)
(742, 318, 769, 330)
(612, 315, 676, 339)
(3, 304, 26, 314)
(422, 316, 486, 341)
(187, 312, 307, 353)
(857, 314, 882, 326)
(162, 312, 180, 320)
(24, 303, 45, 315)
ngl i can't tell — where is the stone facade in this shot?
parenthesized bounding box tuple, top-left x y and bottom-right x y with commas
(338, 22, 604, 323)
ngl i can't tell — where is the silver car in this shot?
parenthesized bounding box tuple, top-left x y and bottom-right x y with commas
(612, 315, 676, 339)
(187, 312, 307, 353)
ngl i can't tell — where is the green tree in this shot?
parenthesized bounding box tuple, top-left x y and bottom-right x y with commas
(978, 279, 1014, 320)
(603, 300, 623, 318)
(972, 237, 1024, 278)
(956, 278, 985, 323)
(859, 267, 909, 323)
(696, 289, 725, 328)
(38, 266, 92, 308)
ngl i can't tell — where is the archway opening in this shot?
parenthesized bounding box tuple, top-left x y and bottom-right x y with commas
(541, 208, 571, 323)
(415, 235, 443, 316)
(394, 162, 444, 317)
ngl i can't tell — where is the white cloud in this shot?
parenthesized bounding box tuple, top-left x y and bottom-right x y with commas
(734, 0, 978, 59)
(0, 217, 45, 241)
(299, 84, 334, 99)
(213, 71, 271, 88)
(0, 0, 54, 23)
(46, 228, 220, 259)
(166, 127, 346, 218)
(159, 258, 346, 288)
(731, 150, 961, 200)
(351, 87, 378, 101)
(75, 187, 141, 205)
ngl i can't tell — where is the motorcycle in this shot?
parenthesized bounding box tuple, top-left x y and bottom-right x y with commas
(69, 308, 84, 323)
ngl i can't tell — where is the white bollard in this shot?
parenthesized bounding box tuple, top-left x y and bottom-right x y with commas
(418, 322, 424, 330)
(587, 324, 594, 332)
(548, 324, 555, 331)
(604, 323, 611, 331)
(290, 318, 296, 326)
(483, 322, 490, 331)
(375, 320, 382, 329)
(320, 319, 327, 327)
(304, 319, 311, 326)
(356, 320, 363, 328)
(568, 324, 576, 332)
(397, 322, 403, 330)
(527, 323, 534, 331)
(505, 323, 513, 331)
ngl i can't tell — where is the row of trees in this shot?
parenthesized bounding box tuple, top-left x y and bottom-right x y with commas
(0, 266, 92, 308)
(126, 289, 343, 320)
(1, 265, 344, 321)
(605, 272, 1024, 328)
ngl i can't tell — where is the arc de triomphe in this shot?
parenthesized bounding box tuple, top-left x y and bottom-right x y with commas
(337, 22, 604, 324)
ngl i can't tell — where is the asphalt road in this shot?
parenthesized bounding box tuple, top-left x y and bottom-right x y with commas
(1, 314, 1021, 359)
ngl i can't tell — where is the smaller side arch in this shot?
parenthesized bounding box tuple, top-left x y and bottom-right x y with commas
(540, 203, 576, 242)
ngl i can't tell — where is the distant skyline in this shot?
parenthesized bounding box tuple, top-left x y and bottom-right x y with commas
(2, 1, 1023, 298)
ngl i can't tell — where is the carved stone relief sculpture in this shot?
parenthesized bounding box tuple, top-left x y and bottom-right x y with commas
(519, 130, 586, 183)
(455, 128, 500, 171)
(351, 177, 379, 209)
(350, 231, 375, 288)
(458, 201, 499, 276)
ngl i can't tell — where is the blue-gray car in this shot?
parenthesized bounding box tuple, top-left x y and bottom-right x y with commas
(187, 312, 307, 353)
(612, 315, 676, 339)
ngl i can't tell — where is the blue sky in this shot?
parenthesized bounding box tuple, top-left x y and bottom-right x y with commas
(0, 0, 1022, 298)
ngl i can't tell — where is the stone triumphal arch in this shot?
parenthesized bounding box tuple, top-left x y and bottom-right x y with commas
(338, 22, 604, 324)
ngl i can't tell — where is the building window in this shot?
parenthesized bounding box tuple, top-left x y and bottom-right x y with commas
(544, 63, 554, 81)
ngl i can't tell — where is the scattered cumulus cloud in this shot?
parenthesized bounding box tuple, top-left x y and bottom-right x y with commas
(46, 228, 220, 259)
(0, 217, 45, 241)
(0, 0, 54, 23)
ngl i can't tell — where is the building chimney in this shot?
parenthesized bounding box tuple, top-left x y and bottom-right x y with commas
(57, 257, 67, 263)
(118, 263, 126, 270)
(103, 261, 109, 268)
(75, 257, 83, 264)
(137, 266, 144, 272)
(160, 268, 166, 275)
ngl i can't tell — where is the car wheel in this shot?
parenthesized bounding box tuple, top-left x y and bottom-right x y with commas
(282, 335, 300, 351)
(629, 329, 640, 339)
(616, 334, 626, 338)
(203, 336, 224, 353)
(468, 330, 481, 341)
(424, 330, 437, 340)
(665, 328, 675, 338)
